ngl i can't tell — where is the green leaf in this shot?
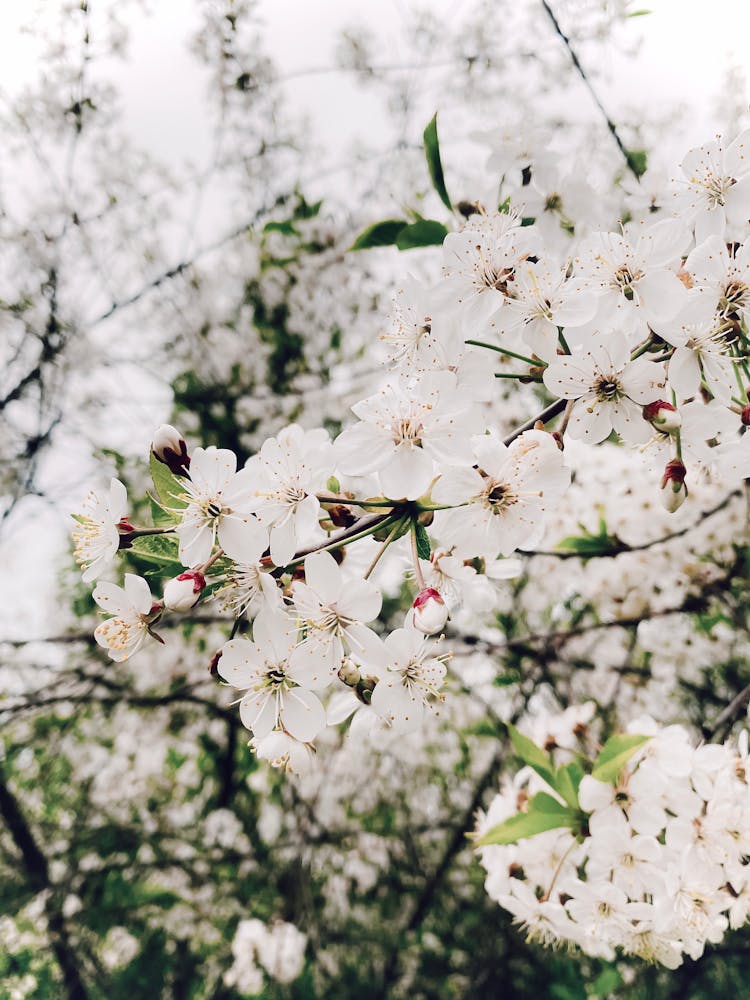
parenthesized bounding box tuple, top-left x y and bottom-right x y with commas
(414, 522, 431, 561)
(555, 516, 627, 560)
(395, 219, 448, 250)
(129, 533, 181, 569)
(626, 149, 648, 177)
(350, 219, 407, 250)
(149, 451, 188, 510)
(508, 726, 558, 791)
(476, 792, 577, 847)
(263, 219, 300, 236)
(591, 733, 651, 784)
(627, 8, 652, 16)
(590, 966, 622, 997)
(149, 494, 179, 527)
(423, 112, 452, 211)
(554, 761, 584, 809)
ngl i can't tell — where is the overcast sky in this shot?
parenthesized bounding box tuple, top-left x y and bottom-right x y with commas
(1, 1, 749, 171)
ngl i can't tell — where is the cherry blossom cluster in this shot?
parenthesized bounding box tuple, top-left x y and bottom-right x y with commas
(224, 918, 307, 994)
(476, 716, 750, 968)
(72, 128, 750, 771)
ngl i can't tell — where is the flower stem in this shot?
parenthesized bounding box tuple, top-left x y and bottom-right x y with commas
(465, 339, 541, 367)
(363, 518, 406, 580)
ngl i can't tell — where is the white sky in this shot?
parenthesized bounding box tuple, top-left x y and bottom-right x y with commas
(1, 1, 749, 168)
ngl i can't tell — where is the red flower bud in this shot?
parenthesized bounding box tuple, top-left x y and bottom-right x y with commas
(412, 587, 448, 635)
(643, 400, 681, 433)
(151, 424, 191, 477)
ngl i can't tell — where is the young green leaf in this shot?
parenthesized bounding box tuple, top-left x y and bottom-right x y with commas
(555, 517, 627, 559)
(626, 149, 648, 178)
(149, 494, 179, 527)
(507, 726, 558, 791)
(350, 219, 407, 251)
(475, 792, 577, 847)
(554, 761, 584, 809)
(395, 219, 449, 250)
(423, 113, 452, 211)
(129, 534, 183, 576)
(149, 451, 188, 510)
(414, 522, 431, 561)
(591, 733, 651, 784)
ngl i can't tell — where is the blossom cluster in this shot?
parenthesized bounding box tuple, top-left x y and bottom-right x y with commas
(73, 128, 750, 774)
(477, 716, 750, 968)
(224, 918, 307, 993)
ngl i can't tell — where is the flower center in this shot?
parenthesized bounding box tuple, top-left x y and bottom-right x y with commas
(696, 170, 735, 207)
(393, 417, 423, 447)
(593, 374, 622, 401)
(613, 265, 642, 300)
(485, 482, 517, 511)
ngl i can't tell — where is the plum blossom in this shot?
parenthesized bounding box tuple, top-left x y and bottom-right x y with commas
(432, 429, 570, 557)
(439, 210, 541, 325)
(217, 608, 326, 744)
(572, 219, 689, 339)
(288, 550, 383, 686)
(244, 424, 332, 567)
(674, 129, 750, 242)
(93, 574, 159, 662)
(370, 628, 448, 733)
(176, 446, 267, 567)
(72, 478, 129, 582)
(335, 373, 479, 500)
(543, 333, 666, 443)
(496, 258, 596, 361)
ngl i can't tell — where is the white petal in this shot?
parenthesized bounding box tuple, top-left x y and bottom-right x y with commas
(281, 687, 326, 742)
(304, 550, 342, 605)
(218, 514, 268, 563)
(378, 444, 434, 501)
(124, 573, 152, 615)
(239, 689, 278, 738)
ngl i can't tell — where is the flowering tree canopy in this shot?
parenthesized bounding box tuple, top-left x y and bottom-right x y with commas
(5, 2, 750, 999)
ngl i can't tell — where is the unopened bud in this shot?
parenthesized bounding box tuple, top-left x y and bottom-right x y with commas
(209, 649, 222, 680)
(151, 424, 190, 477)
(327, 504, 357, 528)
(338, 658, 361, 687)
(643, 400, 681, 433)
(741, 404, 750, 426)
(659, 459, 687, 512)
(412, 587, 449, 635)
(163, 571, 206, 612)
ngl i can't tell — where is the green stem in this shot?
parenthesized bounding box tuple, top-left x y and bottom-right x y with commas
(465, 340, 541, 367)
(494, 372, 541, 381)
(630, 337, 654, 360)
(363, 518, 406, 580)
(316, 494, 396, 508)
(282, 514, 396, 571)
(557, 329, 571, 354)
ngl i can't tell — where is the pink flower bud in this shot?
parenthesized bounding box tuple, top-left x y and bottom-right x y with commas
(163, 571, 206, 612)
(741, 404, 750, 427)
(643, 400, 681, 433)
(151, 424, 191, 477)
(659, 459, 687, 512)
(412, 587, 448, 635)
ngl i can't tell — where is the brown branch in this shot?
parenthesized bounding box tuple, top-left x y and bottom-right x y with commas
(540, 0, 640, 179)
(0, 770, 89, 1000)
